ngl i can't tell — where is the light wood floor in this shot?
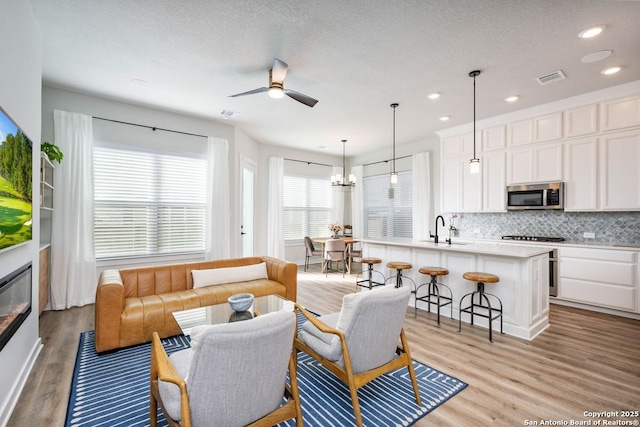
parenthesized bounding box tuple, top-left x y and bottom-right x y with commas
(8, 264, 640, 426)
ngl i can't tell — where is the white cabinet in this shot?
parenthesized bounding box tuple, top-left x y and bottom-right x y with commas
(483, 125, 506, 151)
(508, 119, 533, 146)
(442, 132, 480, 157)
(534, 112, 563, 142)
(441, 156, 461, 212)
(600, 94, 640, 132)
(507, 142, 563, 184)
(558, 247, 637, 312)
(564, 138, 598, 211)
(440, 156, 482, 212)
(599, 129, 640, 210)
(482, 150, 506, 211)
(565, 104, 598, 137)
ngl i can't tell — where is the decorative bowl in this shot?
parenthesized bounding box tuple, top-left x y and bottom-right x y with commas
(228, 293, 254, 312)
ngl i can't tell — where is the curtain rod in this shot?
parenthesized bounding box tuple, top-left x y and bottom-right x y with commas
(362, 154, 412, 167)
(284, 158, 333, 168)
(93, 116, 208, 139)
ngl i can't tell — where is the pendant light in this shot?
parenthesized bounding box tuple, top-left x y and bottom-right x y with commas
(469, 70, 481, 174)
(390, 103, 399, 183)
(331, 139, 356, 187)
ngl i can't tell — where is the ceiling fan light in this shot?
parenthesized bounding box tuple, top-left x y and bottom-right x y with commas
(268, 87, 284, 98)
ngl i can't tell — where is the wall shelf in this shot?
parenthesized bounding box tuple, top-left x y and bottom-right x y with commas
(40, 153, 55, 210)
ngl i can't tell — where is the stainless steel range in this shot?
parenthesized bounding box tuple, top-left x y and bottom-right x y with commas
(501, 235, 562, 296)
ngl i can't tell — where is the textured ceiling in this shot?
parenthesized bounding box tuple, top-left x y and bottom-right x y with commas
(29, 0, 640, 156)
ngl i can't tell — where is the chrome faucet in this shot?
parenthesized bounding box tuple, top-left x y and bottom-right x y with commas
(434, 215, 445, 243)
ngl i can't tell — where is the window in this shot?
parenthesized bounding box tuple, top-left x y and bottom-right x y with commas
(93, 145, 206, 258)
(363, 171, 412, 238)
(283, 174, 332, 240)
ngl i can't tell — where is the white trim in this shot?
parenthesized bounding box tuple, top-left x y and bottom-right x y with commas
(0, 339, 42, 426)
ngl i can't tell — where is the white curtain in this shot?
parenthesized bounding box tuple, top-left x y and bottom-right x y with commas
(412, 152, 431, 239)
(350, 165, 364, 238)
(50, 110, 96, 309)
(205, 137, 231, 260)
(267, 157, 284, 258)
(331, 165, 344, 225)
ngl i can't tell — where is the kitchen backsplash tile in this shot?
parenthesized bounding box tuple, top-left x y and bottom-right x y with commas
(451, 211, 640, 244)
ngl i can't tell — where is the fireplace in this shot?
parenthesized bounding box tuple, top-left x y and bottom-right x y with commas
(0, 263, 32, 351)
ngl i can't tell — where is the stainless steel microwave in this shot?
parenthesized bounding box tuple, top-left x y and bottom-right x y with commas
(506, 182, 564, 210)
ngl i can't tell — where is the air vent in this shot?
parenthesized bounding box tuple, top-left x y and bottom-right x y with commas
(535, 70, 566, 85)
(219, 110, 239, 119)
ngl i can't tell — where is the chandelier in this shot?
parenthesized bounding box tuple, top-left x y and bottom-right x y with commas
(331, 139, 356, 187)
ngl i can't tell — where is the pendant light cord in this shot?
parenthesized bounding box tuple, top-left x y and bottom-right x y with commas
(468, 70, 481, 160)
(391, 103, 399, 173)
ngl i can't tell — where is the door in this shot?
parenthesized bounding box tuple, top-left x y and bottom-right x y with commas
(240, 155, 257, 257)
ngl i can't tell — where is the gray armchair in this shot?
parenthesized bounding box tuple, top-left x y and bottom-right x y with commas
(150, 310, 302, 427)
(295, 285, 421, 427)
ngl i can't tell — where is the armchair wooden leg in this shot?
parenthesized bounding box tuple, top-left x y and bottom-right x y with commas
(400, 329, 422, 406)
(150, 390, 158, 427)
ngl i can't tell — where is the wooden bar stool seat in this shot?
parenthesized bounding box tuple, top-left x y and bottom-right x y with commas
(414, 267, 453, 324)
(459, 271, 503, 342)
(356, 257, 386, 291)
(385, 262, 415, 289)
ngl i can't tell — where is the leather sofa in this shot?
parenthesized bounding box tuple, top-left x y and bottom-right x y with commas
(95, 256, 297, 352)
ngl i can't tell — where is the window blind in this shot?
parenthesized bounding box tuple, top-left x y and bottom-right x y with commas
(93, 145, 206, 258)
(363, 171, 413, 238)
(283, 174, 332, 240)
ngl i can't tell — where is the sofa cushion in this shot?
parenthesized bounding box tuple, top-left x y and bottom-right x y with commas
(192, 262, 268, 288)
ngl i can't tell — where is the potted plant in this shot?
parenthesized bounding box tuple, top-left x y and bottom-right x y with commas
(41, 141, 63, 164)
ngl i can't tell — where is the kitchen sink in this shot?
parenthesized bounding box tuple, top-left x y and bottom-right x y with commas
(418, 240, 470, 246)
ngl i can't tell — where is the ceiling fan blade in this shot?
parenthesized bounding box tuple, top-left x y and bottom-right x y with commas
(228, 87, 268, 97)
(284, 89, 319, 107)
(271, 58, 288, 84)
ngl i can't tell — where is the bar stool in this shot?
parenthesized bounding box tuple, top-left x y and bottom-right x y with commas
(458, 272, 503, 342)
(414, 267, 453, 324)
(385, 261, 415, 289)
(355, 257, 386, 291)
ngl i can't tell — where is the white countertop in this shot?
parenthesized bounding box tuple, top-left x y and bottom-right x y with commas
(362, 237, 551, 258)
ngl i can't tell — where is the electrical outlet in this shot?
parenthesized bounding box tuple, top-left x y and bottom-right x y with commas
(583, 232, 595, 239)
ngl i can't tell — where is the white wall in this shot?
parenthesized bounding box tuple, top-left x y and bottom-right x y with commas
(0, 0, 43, 424)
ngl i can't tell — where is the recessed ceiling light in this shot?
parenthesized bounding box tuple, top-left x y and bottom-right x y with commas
(317, 145, 326, 149)
(581, 50, 612, 63)
(505, 96, 519, 103)
(578, 24, 606, 39)
(218, 109, 239, 119)
(601, 66, 623, 75)
(439, 116, 450, 121)
(427, 92, 441, 100)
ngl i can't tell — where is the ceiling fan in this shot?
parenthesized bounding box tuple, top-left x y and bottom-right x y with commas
(229, 58, 319, 107)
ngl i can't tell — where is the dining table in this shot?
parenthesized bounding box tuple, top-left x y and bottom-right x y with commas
(311, 236, 360, 274)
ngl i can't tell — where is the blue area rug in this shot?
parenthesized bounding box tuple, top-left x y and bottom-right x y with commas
(66, 330, 467, 427)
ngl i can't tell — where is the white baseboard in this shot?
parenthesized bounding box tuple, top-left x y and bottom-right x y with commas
(0, 338, 43, 426)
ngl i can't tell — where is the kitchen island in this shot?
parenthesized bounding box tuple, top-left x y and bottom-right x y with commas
(362, 238, 552, 340)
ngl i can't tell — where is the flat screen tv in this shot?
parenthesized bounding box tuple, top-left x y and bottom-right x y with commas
(0, 106, 33, 252)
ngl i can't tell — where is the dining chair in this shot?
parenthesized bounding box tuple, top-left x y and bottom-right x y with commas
(304, 236, 323, 271)
(324, 238, 347, 277)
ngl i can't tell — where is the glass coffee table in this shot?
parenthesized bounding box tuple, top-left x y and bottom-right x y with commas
(172, 294, 295, 336)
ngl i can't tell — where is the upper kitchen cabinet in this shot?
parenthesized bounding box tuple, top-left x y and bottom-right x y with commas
(600, 94, 640, 132)
(565, 104, 598, 138)
(533, 112, 563, 143)
(482, 125, 506, 151)
(440, 155, 482, 213)
(507, 142, 563, 184)
(482, 150, 507, 211)
(441, 132, 481, 157)
(508, 119, 533, 147)
(599, 129, 640, 210)
(564, 138, 598, 211)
